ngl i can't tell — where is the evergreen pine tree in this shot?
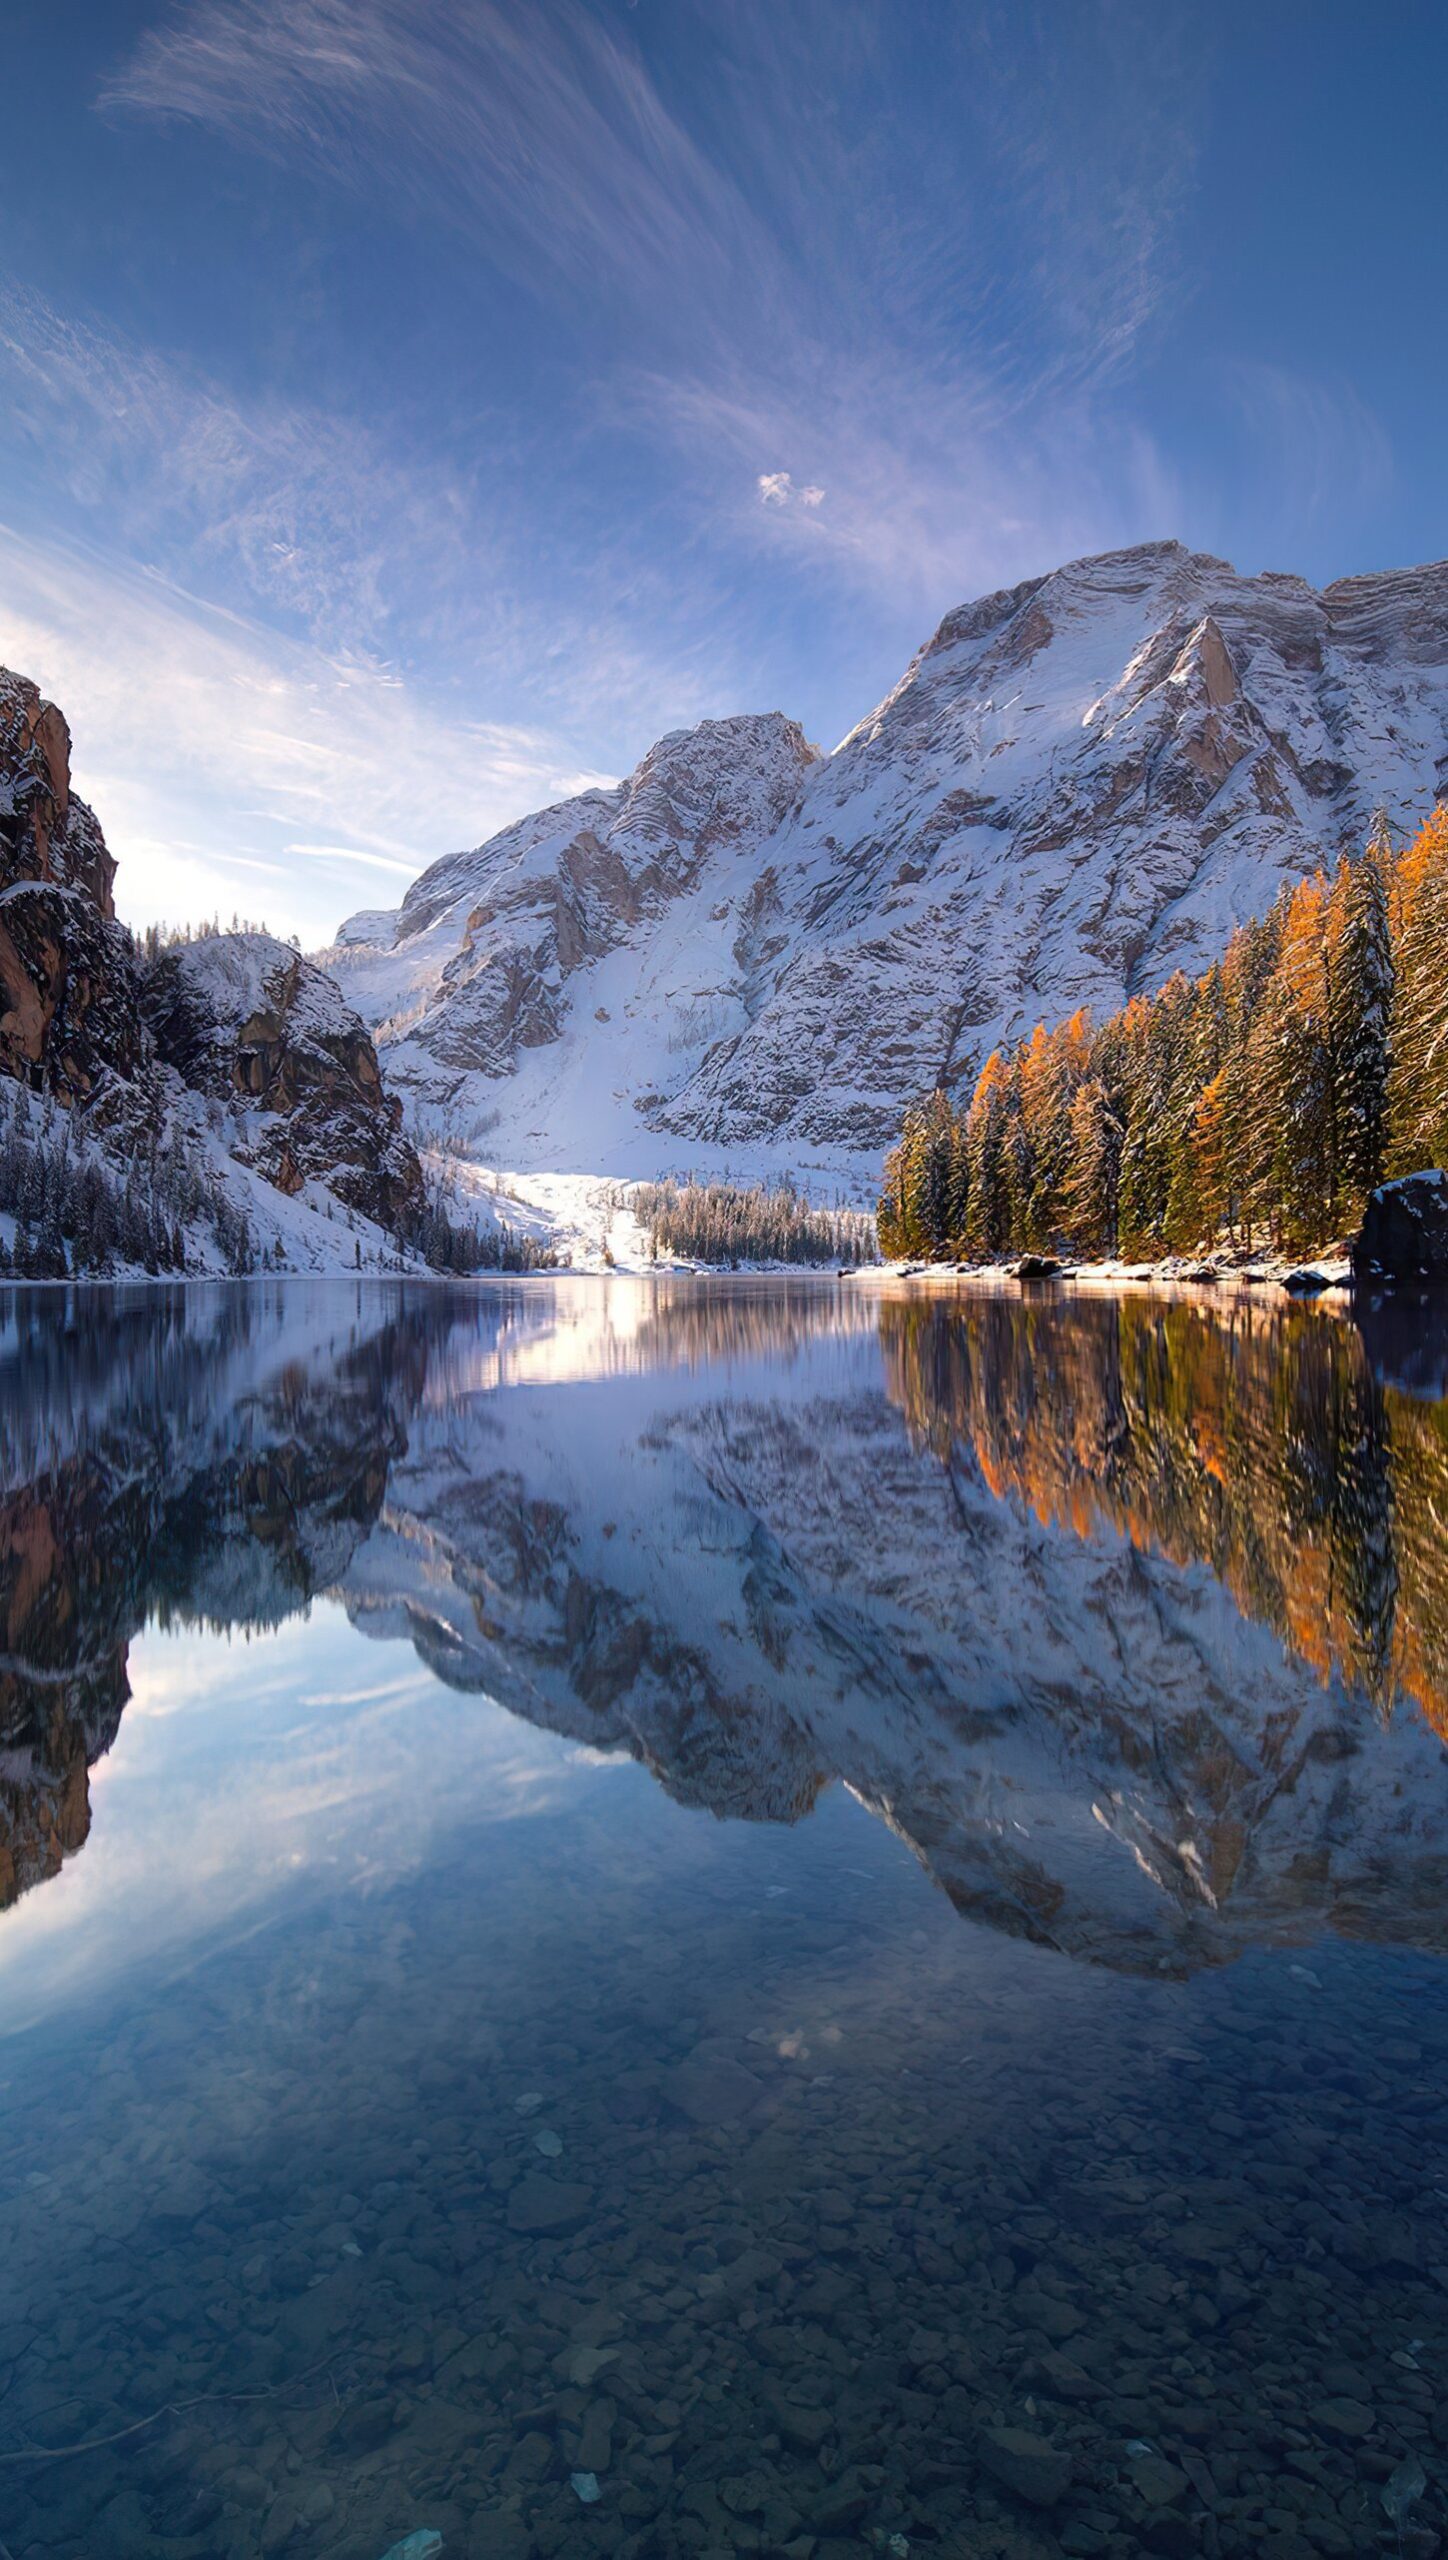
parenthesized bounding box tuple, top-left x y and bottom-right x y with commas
(1330, 849, 1395, 1218)
(1063, 1078, 1121, 1255)
(1388, 810, 1448, 1173)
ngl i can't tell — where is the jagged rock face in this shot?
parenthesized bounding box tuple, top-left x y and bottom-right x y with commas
(0, 672, 115, 915)
(144, 933, 426, 1232)
(322, 712, 821, 1153)
(0, 663, 434, 1263)
(0, 673, 138, 1104)
(0, 885, 145, 1104)
(325, 542, 1448, 1171)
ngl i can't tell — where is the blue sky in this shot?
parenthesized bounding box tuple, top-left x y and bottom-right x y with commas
(1, 0, 1443, 940)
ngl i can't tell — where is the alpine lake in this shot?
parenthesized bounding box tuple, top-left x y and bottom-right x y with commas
(2, 1274, 1447, 2560)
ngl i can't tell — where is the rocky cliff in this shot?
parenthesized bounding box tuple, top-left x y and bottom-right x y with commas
(0, 672, 142, 1109)
(323, 542, 1448, 1175)
(144, 933, 425, 1234)
(0, 666, 435, 1270)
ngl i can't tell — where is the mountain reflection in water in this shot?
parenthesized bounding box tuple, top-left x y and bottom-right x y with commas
(3, 1276, 1447, 1969)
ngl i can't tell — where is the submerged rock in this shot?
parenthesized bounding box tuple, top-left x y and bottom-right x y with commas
(669, 2050, 765, 2125)
(975, 2423, 1074, 2506)
(505, 2173, 593, 2235)
(1311, 2393, 1375, 2441)
(1129, 2450, 1189, 2507)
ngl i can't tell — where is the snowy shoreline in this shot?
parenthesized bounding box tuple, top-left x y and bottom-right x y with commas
(860, 1255, 1356, 1301)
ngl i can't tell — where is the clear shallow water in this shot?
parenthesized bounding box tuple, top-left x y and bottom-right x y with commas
(1, 1277, 1447, 2560)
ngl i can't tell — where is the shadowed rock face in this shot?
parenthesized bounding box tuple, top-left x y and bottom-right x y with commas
(0, 885, 146, 1105)
(0, 674, 139, 1105)
(324, 542, 1448, 1169)
(0, 672, 115, 915)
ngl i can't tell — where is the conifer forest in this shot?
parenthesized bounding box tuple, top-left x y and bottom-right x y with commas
(878, 809, 1448, 1263)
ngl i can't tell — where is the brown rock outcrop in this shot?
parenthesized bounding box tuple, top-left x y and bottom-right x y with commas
(143, 932, 426, 1233)
(0, 671, 115, 914)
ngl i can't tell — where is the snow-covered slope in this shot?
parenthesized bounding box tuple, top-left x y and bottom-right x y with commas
(323, 711, 819, 1171)
(323, 542, 1448, 1178)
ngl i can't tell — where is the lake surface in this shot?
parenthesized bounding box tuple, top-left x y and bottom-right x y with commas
(2, 1275, 1447, 2560)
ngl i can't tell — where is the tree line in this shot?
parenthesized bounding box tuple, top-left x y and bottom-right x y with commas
(0, 1083, 256, 1277)
(879, 807, 1448, 1263)
(0, 1080, 554, 1280)
(633, 1178, 876, 1267)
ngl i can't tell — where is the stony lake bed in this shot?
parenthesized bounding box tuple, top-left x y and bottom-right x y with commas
(1, 1275, 1446, 2560)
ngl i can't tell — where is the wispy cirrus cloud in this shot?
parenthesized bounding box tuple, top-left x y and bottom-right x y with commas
(657, 358, 1186, 638)
(100, 0, 748, 318)
(0, 284, 765, 799)
(100, 0, 1207, 622)
(0, 522, 614, 940)
(1220, 360, 1394, 539)
(0, 283, 480, 651)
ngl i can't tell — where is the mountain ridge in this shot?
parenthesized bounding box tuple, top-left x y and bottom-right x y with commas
(321, 539, 1448, 1181)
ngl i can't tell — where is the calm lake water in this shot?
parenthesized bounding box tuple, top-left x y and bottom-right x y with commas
(2, 1276, 1447, 2560)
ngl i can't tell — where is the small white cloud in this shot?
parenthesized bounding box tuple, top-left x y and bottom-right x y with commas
(756, 470, 824, 513)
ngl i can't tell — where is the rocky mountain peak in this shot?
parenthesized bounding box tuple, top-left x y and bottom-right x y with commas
(142, 931, 426, 1231)
(621, 710, 818, 853)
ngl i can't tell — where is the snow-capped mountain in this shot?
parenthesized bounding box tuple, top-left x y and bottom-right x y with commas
(322, 541, 1448, 1178)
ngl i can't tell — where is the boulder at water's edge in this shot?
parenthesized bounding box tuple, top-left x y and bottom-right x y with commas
(1352, 1170, 1448, 1286)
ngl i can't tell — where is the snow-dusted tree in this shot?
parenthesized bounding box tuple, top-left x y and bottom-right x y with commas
(1062, 1077, 1121, 1256)
(963, 1053, 1016, 1259)
(1329, 848, 1395, 1217)
(1388, 809, 1448, 1175)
